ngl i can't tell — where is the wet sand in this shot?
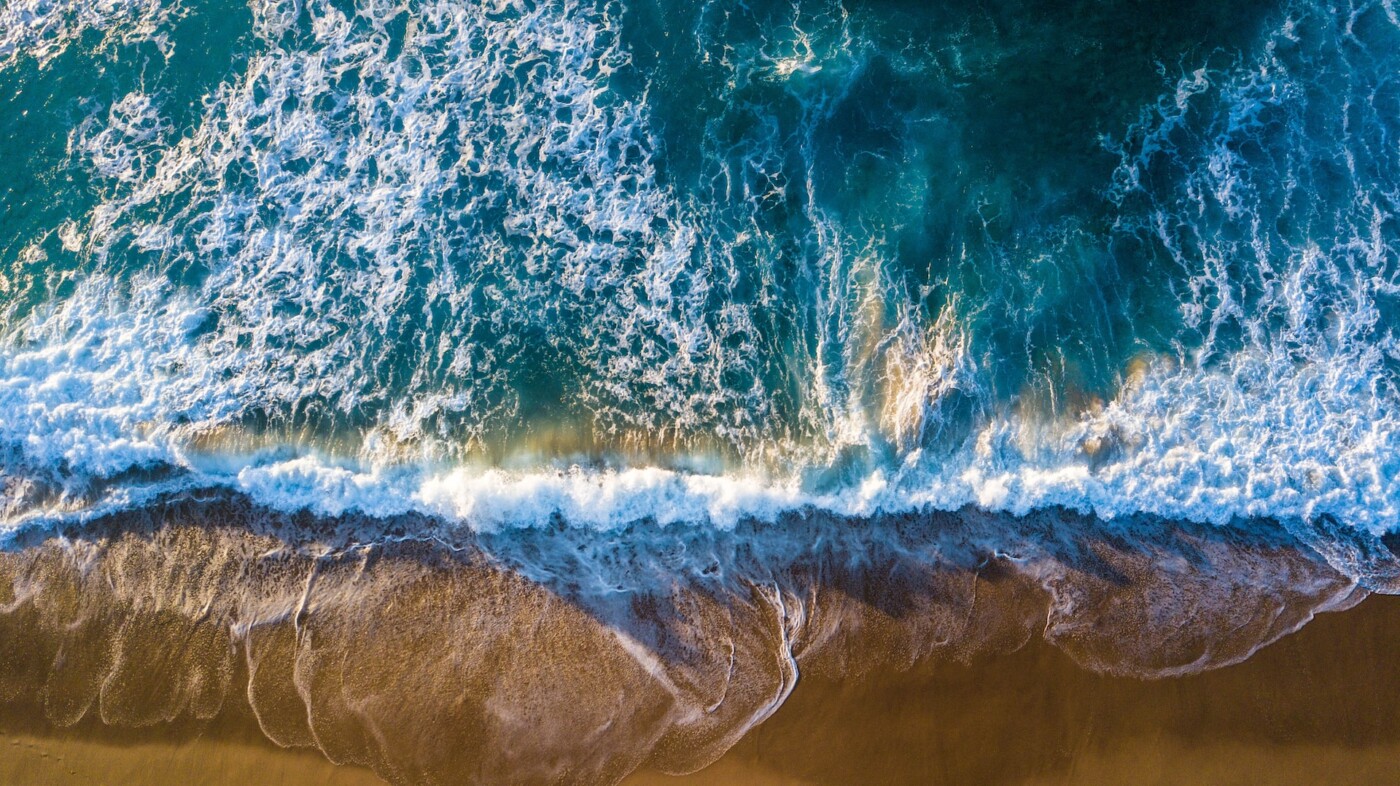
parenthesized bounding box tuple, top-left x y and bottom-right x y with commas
(2, 499, 1398, 784)
(2, 592, 1398, 784)
(629, 592, 1400, 785)
(0, 727, 383, 786)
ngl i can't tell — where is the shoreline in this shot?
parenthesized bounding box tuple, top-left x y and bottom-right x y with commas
(1, 495, 1396, 784)
(4, 595, 1399, 785)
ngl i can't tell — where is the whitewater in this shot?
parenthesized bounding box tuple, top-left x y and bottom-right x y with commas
(1, 0, 1397, 549)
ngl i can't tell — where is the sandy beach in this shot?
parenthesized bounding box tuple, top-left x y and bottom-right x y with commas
(0, 503, 1395, 785)
(4, 591, 1398, 786)
(630, 592, 1400, 785)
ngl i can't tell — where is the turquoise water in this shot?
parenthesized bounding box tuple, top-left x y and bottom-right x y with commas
(0, 0, 1398, 538)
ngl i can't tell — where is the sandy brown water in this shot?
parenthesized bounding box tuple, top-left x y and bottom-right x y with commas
(3, 594, 1399, 785)
(1, 496, 1397, 784)
(628, 592, 1400, 785)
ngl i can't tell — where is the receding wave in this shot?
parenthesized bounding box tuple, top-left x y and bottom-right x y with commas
(0, 491, 1389, 783)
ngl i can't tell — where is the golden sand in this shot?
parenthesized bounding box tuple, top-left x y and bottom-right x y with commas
(0, 729, 383, 786)
(630, 594, 1400, 785)
(2, 591, 1397, 785)
(0, 505, 1394, 785)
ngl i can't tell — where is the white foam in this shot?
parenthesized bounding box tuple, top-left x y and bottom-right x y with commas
(0, 291, 1395, 537)
(0, 0, 171, 71)
(2, 0, 1399, 550)
(0, 278, 209, 476)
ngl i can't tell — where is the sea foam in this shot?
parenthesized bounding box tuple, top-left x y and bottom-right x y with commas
(1, 0, 1398, 555)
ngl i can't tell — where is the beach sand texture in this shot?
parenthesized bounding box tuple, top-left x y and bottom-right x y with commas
(1, 501, 1395, 785)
